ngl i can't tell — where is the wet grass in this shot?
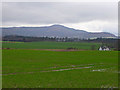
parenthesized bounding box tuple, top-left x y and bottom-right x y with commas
(2, 49, 118, 88)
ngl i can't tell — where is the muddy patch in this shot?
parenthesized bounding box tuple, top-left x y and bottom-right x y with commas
(24, 49, 85, 52)
(2, 48, 86, 51)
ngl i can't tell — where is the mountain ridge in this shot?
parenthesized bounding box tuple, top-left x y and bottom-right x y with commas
(2, 24, 116, 39)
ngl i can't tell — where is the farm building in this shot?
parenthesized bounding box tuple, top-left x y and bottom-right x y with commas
(99, 46, 110, 51)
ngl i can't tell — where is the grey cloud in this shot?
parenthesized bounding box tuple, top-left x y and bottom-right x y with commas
(2, 2, 117, 25)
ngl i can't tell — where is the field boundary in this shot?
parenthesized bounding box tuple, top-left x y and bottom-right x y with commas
(1, 48, 89, 51)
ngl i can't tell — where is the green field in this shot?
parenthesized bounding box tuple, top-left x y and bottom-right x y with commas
(2, 41, 101, 50)
(2, 49, 118, 88)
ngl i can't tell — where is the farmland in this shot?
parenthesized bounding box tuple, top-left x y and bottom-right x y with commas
(2, 49, 118, 88)
(2, 41, 101, 50)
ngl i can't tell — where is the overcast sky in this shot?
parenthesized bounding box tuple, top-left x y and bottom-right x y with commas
(2, 2, 118, 35)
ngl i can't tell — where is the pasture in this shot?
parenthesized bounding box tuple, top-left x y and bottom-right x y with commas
(2, 49, 118, 88)
(2, 41, 101, 50)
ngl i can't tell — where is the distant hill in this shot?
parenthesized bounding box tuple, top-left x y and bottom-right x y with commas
(2, 24, 116, 39)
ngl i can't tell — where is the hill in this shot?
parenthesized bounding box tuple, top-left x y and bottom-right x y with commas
(2, 24, 116, 39)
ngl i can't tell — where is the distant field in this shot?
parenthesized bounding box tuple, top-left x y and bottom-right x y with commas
(2, 41, 101, 50)
(2, 50, 118, 88)
(0, 41, 23, 43)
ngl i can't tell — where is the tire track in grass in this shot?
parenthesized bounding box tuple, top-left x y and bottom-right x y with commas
(2, 63, 117, 76)
(2, 66, 92, 76)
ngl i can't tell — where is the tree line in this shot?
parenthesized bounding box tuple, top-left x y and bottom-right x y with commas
(2, 35, 119, 50)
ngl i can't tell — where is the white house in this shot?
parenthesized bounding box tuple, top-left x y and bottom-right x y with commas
(105, 47, 110, 51)
(99, 47, 102, 51)
(99, 46, 110, 51)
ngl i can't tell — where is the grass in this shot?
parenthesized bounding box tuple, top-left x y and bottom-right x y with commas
(2, 49, 118, 88)
(2, 41, 101, 50)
